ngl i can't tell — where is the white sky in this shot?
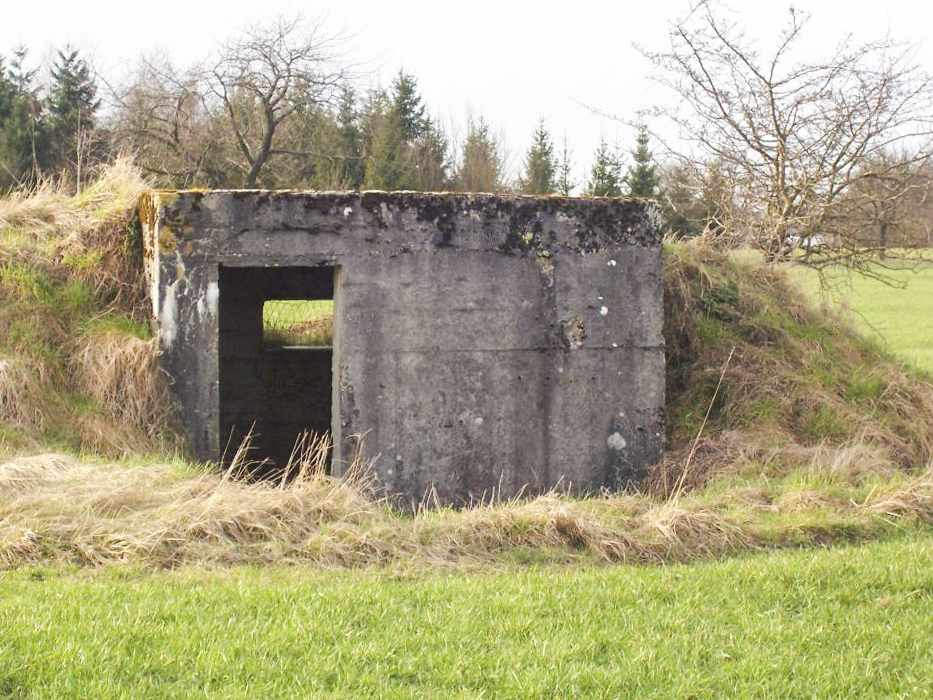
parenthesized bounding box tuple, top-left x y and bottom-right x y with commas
(4, 0, 933, 186)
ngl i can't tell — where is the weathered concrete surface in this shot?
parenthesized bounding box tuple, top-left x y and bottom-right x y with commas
(142, 190, 664, 505)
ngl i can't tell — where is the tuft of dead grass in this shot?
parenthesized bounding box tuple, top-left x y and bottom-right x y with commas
(807, 440, 899, 484)
(0, 355, 48, 427)
(0, 156, 151, 315)
(778, 489, 850, 513)
(639, 504, 756, 558)
(420, 496, 652, 564)
(0, 180, 84, 241)
(71, 329, 172, 437)
(859, 468, 933, 525)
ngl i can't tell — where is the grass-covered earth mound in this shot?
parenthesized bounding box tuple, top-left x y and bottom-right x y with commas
(0, 162, 932, 569)
(659, 242, 933, 495)
(0, 159, 174, 457)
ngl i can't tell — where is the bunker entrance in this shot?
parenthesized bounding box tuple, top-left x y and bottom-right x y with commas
(218, 266, 335, 478)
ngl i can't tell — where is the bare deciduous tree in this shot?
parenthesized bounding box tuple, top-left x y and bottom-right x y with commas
(109, 55, 225, 186)
(643, 1, 933, 267)
(111, 15, 347, 188)
(208, 16, 347, 188)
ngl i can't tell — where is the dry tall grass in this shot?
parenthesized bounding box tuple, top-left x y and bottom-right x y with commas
(0, 446, 742, 569)
(0, 158, 173, 457)
(71, 330, 172, 438)
(0, 355, 47, 428)
(5, 431, 933, 570)
(0, 156, 150, 314)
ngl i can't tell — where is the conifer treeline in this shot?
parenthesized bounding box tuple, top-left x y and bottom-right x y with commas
(0, 47, 101, 192)
(0, 38, 715, 236)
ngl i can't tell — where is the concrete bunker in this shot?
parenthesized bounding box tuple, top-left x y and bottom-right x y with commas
(142, 191, 664, 504)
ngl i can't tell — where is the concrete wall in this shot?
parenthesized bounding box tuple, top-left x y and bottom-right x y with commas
(142, 191, 664, 504)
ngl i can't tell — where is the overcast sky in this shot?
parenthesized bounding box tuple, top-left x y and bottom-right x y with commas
(4, 0, 933, 184)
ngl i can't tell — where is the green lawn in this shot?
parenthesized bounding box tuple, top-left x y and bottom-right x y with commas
(788, 258, 933, 374)
(2, 252, 933, 698)
(3, 533, 933, 698)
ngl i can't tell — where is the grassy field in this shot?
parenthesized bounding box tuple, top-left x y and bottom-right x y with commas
(3, 533, 933, 698)
(788, 257, 933, 374)
(4, 243, 933, 695)
(263, 299, 334, 347)
(3, 165, 933, 697)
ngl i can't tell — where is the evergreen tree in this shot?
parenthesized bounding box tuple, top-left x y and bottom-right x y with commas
(364, 110, 408, 190)
(554, 135, 576, 196)
(363, 72, 447, 191)
(7, 46, 37, 96)
(455, 116, 502, 192)
(518, 118, 556, 194)
(584, 138, 622, 197)
(46, 47, 101, 188)
(330, 85, 365, 188)
(0, 56, 14, 114)
(389, 70, 426, 142)
(413, 117, 449, 190)
(624, 123, 660, 198)
(0, 47, 43, 191)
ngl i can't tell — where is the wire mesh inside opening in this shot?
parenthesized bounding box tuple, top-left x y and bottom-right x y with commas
(262, 299, 334, 348)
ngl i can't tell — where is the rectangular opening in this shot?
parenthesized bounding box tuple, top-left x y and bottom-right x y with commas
(219, 266, 336, 478)
(263, 299, 334, 349)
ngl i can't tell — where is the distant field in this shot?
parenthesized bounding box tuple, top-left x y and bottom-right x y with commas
(787, 257, 933, 374)
(3, 534, 933, 698)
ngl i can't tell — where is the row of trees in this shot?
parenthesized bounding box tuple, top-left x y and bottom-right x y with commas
(105, 16, 669, 201)
(0, 34, 664, 201)
(0, 47, 100, 191)
(2, 6, 933, 254)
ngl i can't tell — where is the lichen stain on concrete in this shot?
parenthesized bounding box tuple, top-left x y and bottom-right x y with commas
(558, 315, 586, 351)
(158, 224, 178, 254)
(607, 432, 628, 450)
(534, 252, 555, 284)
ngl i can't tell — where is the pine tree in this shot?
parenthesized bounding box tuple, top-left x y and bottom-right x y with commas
(554, 135, 576, 196)
(7, 46, 37, 96)
(364, 113, 407, 190)
(455, 116, 502, 192)
(624, 123, 659, 198)
(0, 56, 14, 115)
(389, 71, 426, 142)
(331, 85, 365, 188)
(363, 72, 441, 191)
(412, 118, 449, 191)
(46, 47, 100, 189)
(0, 47, 43, 191)
(585, 138, 622, 197)
(518, 118, 556, 194)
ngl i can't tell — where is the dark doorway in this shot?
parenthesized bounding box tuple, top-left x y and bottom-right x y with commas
(218, 266, 335, 477)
